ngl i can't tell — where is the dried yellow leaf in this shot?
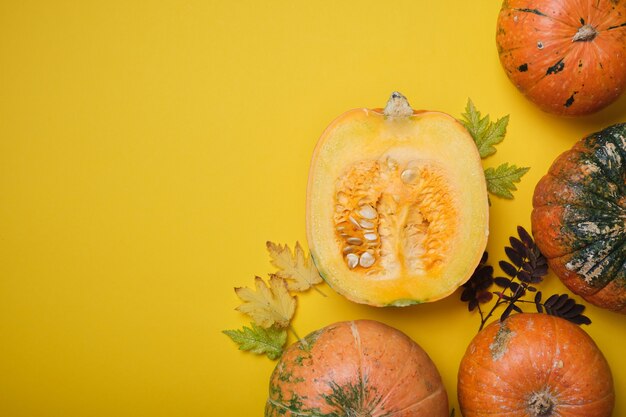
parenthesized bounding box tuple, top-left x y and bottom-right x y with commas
(266, 241, 322, 292)
(235, 275, 296, 328)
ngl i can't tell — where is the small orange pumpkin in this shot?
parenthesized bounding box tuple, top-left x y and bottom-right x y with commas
(265, 320, 448, 416)
(458, 313, 614, 417)
(496, 0, 626, 116)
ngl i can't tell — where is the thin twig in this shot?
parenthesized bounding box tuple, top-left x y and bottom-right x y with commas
(312, 285, 327, 297)
(290, 325, 307, 348)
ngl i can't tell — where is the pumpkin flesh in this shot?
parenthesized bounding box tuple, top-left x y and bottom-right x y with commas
(497, 0, 626, 115)
(458, 314, 614, 417)
(306, 96, 489, 306)
(265, 320, 448, 417)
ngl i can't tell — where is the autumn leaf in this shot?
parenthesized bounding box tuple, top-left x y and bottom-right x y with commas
(460, 98, 510, 159)
(484, 163, 530, 199)
(235, 275, 296, 328)
(266, 241, 322, 292)
(223, 323, 287, 360)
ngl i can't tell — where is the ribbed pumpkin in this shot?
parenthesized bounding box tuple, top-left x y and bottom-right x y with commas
(496, 0, 626, 116)
(265, 320, 448, 417)
(532, 123, 625, 312)
(458, 314, 614, 417)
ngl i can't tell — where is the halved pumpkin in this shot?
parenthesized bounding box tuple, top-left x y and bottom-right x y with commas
(306, 93, 489, 306)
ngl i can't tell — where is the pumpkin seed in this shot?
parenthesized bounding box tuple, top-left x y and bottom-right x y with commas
(359, 252, 375, 268)
(364, 233, 377, 241)
(346, 253, 359, 269)
(401, 169, 418, 183)
(348, 216, 361, 229)
(343, 246, 357, 254)
(359, 219, 375, 229)
(358, 205, 377, 220)
(347, 237, 363, 246)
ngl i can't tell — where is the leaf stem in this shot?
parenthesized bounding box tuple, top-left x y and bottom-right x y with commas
(478, 270, 525, 331)
(312, 285, 327, 297)
(289, 325, 307, 348)
(479, 295, 507, 331)
(477, 303, 485, 330)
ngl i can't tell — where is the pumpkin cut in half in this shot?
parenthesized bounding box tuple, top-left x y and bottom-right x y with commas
(532, 123, 626, 312)
(496, 0, 626, 116)
(306, 93, 489, 306)
(265, 320, 449, 417)
(458, 314, 614, 417)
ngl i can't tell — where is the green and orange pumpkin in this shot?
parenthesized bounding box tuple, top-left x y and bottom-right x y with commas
(265, 320, 448, 416)
(496, 0, 626, 116)
(532, 123, 626, 312)
(458, 313, 614, 417)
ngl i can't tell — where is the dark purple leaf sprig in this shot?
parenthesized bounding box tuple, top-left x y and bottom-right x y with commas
(461, 226, 591, 331)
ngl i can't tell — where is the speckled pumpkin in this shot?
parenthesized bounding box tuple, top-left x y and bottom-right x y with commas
(458, 314, 614, 417)
(265, 320, 448, 417)
(496, 0, 626, 116)
(532, 123, 625, 312)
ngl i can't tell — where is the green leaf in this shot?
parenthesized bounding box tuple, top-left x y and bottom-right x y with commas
(484, 163, 530, 199)
(223, 323, 287, 360)
(460, 99, 509, 158)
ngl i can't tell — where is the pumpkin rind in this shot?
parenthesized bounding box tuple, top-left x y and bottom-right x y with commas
(458, 314, 614, 417)
(306, 94, 489, 306)
(532, 123, 626, 312)
(265, 320, 448, 417)
(496, 0, 626, 116)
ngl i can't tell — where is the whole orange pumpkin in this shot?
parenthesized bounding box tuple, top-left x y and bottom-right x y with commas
(265, 320, 448, 416)
(496, 0, 626, 116)
(458, 314, 614, 417)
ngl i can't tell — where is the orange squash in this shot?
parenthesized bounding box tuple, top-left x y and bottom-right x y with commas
(531, 123, 626, 312)
(265, 320, 448, 417)
(496, 0, 626, 116)
(458, 313, 614, 417)
(306, 93, 489, 306)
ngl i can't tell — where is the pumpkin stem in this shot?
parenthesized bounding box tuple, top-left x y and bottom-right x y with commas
(383, 92, 414, 117)
(528, 390, 555, 417)
(572, 24, 597, 42)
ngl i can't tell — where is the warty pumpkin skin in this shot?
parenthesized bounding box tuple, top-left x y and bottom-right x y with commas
(306, 93, 489, 307)
(496, 0, 626, 116)
(532, 123, 626, 312)
(458, 313, 614, 417)
(265, 320, 448, 417)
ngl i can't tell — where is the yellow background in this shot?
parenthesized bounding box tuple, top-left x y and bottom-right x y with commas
(1, 1, 625, 416)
